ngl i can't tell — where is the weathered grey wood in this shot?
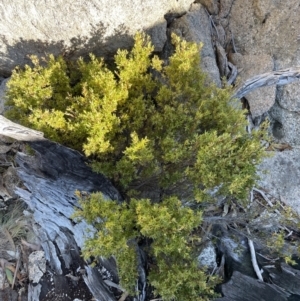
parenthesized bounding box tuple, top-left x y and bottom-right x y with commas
(247, 228, 264, 282)
(264, 263, 300, 295)
(0, 115, 44, 141)
(15, 141, 122, 301)
(0, 115, 125, 301)
(84, 266, 117, 301)
(232, 67, 300, 100)
(227, 61, 237, 85)
(27, 284, 41, 301)
(214, 271, 290, 301)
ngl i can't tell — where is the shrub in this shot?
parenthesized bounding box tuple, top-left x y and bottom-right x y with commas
(75, 193, 217, 300)
(6, 33, 267, 300)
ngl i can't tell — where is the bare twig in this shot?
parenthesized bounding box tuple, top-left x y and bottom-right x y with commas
(3, 227, 15, 252)
(250, 189, 254, 203)
(204, 8, 219, 40)
(12, 246, 20, 290)
(252, 188, 273, 207)
(254, 198, 268, 209)
(263, 265, 276, 268)
(66, 273, 80, 282)
(119, 292, 130, 301)
(279, 226, 294, 238)
(227, 61, 238, 85)
(257, 252, 279, 262)
(104, 279, 126, 292)
(247, 227, 264, 281)
(21, 239, 41, 251)
(246, 114, 254, 134)
(284, 230, 293, 238)
(210, 264, 218, 277)
(277, 195, 292, 212)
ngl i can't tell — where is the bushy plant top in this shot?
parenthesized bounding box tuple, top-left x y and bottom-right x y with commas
(6, 33, 266, 201)
(5, 33, 267, 300)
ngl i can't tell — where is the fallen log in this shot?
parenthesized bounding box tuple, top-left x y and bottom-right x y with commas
(0, 115, 135, 301)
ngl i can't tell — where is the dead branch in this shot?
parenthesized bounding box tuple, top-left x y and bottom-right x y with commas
(119, 292, 130, 301)
(247, 227, 264, 282)
(252, 188, 273, 207)
(104, 279, 126, 292)
(227, 61, 238, 85)
(205, 8, 219, 40)
(232, 67, 300, 100)
(0, 115, 44, 141)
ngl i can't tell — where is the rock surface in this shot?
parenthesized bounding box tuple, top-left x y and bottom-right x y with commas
(28, 251, 46, 284)
(227, 0, 300, 143)
(269, 99, 300, 144)
(0, 287, 19, 301)
(198, 241, 217, 270)
(169, 3, 221, 86)
(0, 0, 194, 76)
(257, 148, 300, 215)
(231, 53, 275, 117)
(197, 0, 219, 15)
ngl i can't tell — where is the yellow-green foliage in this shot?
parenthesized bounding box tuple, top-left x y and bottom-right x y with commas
(6, 33, 266, 201)
(75, 192, 216, 300)
(6, 33, 267, 300)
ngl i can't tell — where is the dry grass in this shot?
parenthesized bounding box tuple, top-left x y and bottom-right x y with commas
(0, 202, 30, 260)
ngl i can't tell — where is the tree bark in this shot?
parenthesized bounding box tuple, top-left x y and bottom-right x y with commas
(0, 115, 127, 301)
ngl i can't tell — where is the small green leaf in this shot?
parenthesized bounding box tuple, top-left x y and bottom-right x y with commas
(5, 268, 13, 285)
